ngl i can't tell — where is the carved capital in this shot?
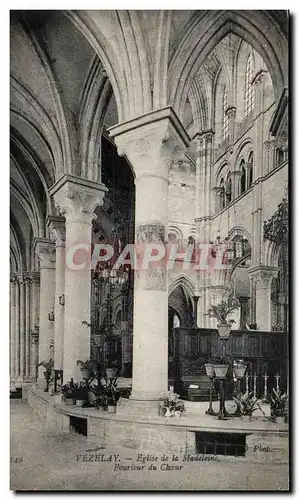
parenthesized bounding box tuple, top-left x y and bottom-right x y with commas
(28, 271, 40, 284)
(109, 107, 190, 181)
(31, 328, 39, 345)
(47, 215, 66, 248)
(33, 238, 56, 270)
(226, 106, 236, 120)
(248, 265, 279, 289)
(49, 174, 108, 225)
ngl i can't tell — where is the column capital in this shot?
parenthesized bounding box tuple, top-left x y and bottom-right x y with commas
(230, 170, 243, 177)
(252, 69, 268, 86)
(16, 273, 25, 285)
(10, 273, 17, 283)
(28, 271, 40, 284)
(49, 174, 108, 224)
(31, 328, 39, 345)
(226, 106, 237, 119)
(33, 238, 56, 270)
(109, 107, 190, 180)
(248, 265, 279, 288)
(47, 215, 66, 247)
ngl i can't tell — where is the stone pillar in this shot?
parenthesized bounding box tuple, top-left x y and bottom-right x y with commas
(31, 328, 39, 382)
(226, 106, 237, 146)
(50, 175, 107, 382)
(249, 276, 256, 326)
(15, 277, 20, 378)
(24, 273, 31, 379)
(34, 239, 56, 381)
(10, 275, 17, 378)
(110, 107, 189, 404)
(231, 170, 243, 199)
(18, 274, 25, 378)
(248, 265, 278, 331)
(47, 216, 66, 373)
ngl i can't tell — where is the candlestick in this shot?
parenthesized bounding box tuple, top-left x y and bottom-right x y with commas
(245, 374, 249, 393)
(263, 373, 268, 398)
(275, 373, 280, 392)
(253, 374, 257, 397)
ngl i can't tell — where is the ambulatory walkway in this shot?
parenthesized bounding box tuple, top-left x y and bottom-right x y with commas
(10, 400, 289, 491)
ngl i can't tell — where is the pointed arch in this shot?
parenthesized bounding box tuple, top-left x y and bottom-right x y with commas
(169, 10, 287, 120)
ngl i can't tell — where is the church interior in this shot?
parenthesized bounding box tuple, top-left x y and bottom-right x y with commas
(10, 9, 289, 491)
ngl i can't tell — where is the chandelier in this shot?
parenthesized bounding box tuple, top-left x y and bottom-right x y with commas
(263, 186, 288, 244)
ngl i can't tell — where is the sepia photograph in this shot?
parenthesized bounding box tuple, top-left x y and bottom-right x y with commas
(9, 7, 289, 492)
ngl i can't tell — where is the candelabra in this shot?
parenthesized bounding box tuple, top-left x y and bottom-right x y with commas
(204, 363, 217, 416)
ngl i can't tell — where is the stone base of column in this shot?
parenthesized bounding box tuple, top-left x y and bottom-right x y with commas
(116, 398, 161, 417)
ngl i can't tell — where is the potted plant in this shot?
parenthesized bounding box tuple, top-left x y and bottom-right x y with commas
(73, 381, 89, 407)
(174, 401, 186, 418)
(37, 358, 54, 392)
(159, 392, 185, 417)
(77, 358, 100, 382)
(263, 389, 288, 423)
(233, 391, 261, 421)
(102, 375, 119, 413)
(89, 383, 107, 411)
(105, 364, 118, 380)
(205, 300, 238, 337)
(61, 379, 76, 405)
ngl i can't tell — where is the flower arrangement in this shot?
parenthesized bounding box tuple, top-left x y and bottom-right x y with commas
(159, 392, 186, 417)
(205, 300, 238, 324)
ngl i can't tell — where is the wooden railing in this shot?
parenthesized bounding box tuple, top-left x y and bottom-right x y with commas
(169, 327, 288, 397)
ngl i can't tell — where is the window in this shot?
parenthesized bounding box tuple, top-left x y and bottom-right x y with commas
(226, 173, 232, 204)
(220, 178, 225, 208)
(240, 160, 246, 193)
(247, 152, 253, 187)
(244, 53, 254, 117)
(223, 88, 229, 140)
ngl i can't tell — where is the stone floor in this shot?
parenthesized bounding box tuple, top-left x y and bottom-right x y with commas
(10, 400, 289, 491)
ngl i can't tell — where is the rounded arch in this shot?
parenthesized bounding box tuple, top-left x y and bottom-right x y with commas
(169, 10, 287, 120)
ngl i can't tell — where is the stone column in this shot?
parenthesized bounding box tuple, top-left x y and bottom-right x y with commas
(231, 170, 243, 199)
(15, 277, 20, 378)
(10, 275, 17, 378)
(31, 328, 39, 382)
(50, 175, 107, 382)
(110, 107, 189, 404)
(226, 106, 237, 147)
(248, 265, 278, 331)
(24, 273, 31, 380)
(34, 239, 56, 381)
(47, 216, 66, 373)
(18, 274, 25, 378)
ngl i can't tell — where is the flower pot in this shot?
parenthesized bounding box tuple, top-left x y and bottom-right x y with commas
(217, 323, 231, 338)
(213, 364, 228, 379)
(275, 416, 285, 424)
(53, 393, 63, 404)
(98, 405, 106, 411)
(165, 408, 172, 417)
(174, 411, 181, 418)
(65, 397, 76, 406)
(80, 368, 90, 380)
(76, 399, 85, 407)
(106, 368, 117, 379)
(204, 363, 215, 378)
(107, 405, 116, 413)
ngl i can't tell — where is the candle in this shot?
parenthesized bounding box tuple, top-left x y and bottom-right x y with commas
(253, 374, 257, 397)
(245, 374, 249, 393)
(275, 373, 280, 392)
(263, 373, 268, 397)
